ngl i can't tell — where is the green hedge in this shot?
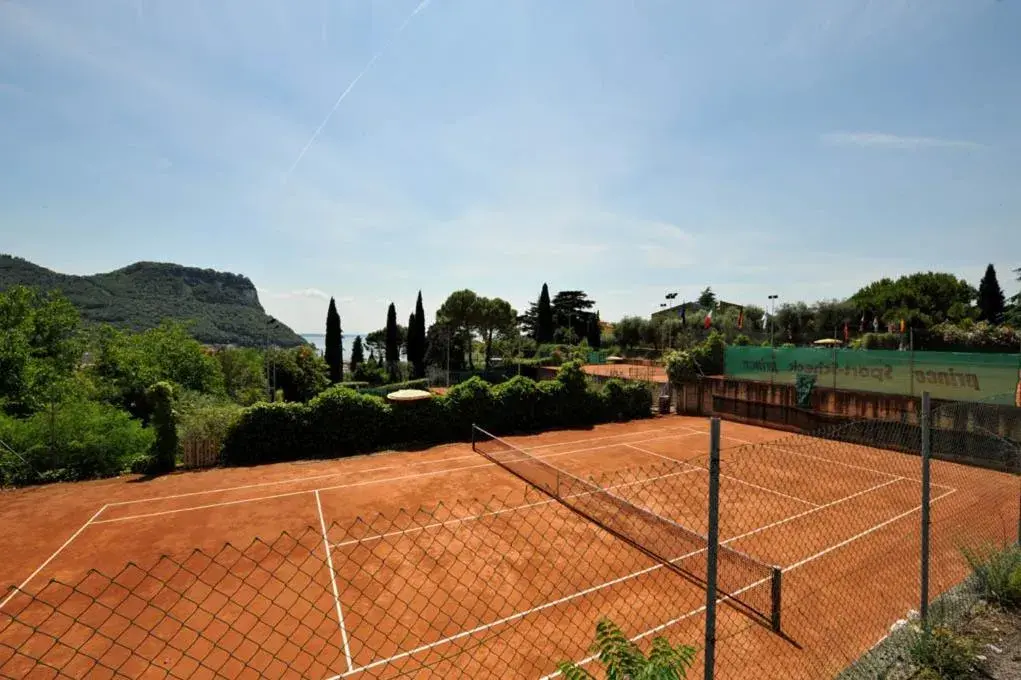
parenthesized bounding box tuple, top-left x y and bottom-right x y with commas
(221, 361, 653, 466)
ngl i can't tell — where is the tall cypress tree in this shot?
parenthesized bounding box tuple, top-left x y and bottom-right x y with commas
(537, 283, 553, 343)
(350, 335, 365, 373)
(588, 311, 602, 349)
(385, 303, 399, 376)
(324, 297, 343, 383)
(977, 264, 1006, 324)
(407, 312, 417, 364)
(412, 291, 427, 378)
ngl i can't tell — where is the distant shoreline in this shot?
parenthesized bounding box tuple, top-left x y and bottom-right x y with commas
(301, 333, 357, 361)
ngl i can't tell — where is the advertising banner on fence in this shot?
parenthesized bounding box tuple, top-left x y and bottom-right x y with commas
(725, 346, 1021, 404)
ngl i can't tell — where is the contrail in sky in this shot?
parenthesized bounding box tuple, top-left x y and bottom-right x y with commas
(285, 0, 433, 180)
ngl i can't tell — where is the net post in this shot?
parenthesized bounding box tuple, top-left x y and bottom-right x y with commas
(770, 567, 782, 633)
(703, 417, 721, 680)
(471, 423, 477, 452)
(920, 391, 931, 629)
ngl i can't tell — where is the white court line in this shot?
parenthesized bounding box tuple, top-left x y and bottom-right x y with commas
(784, 487, 957, 572)
(718, 430, 955, 490)
(332, 473, 910, 677)
(541, 483, 959, 679)
(316, 490, 353, 674)
(623, 443, 820, 508)
(515, 424, 698, 452)
(105, 465, 399, 508)
(105, 425, 698, 510)
(331, 467, 705, 549)
(92, 432, 705, 525)
(538, 575, 772, 680)
(0, 505, 108, 611)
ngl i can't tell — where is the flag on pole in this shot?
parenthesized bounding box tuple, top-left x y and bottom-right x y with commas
(859, 312, 865, 332)
(900, 318, 906, 333)
(704, 309, 713, 329)
(844, 321, 849, 343)
(737, 307, 744, 330)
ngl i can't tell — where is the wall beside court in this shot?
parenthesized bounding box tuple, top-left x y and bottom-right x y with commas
(676, 376, 1021, 471)
(725, 346, 1021, 405)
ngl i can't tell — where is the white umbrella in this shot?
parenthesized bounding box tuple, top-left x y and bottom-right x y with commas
(386, 389, 433, 402)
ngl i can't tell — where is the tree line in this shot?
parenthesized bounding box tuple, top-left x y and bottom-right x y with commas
(318, 283, 608, 390)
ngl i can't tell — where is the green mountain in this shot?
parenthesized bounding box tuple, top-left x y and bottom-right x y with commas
(0, 255, 306, 347)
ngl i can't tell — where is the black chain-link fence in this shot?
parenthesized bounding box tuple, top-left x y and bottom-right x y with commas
(2, 395, 1018, 679)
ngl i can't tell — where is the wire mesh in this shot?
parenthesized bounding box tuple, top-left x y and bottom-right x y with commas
(1, 396, 1018, 679)
(472, 425, 781, 629)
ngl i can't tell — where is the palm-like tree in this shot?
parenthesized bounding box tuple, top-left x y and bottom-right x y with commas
(557, 618, 696, 680)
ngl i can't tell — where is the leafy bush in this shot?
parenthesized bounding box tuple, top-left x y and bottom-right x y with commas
(733, 333, 751, 346)
(962, 543, 1021, 607)
(307, 387, 392, 457)
(491, 376, 541, 433)
(177, 400, 242, 459)
(557, 617, 695, 679)
(690, 330, 726, 375)
(352, 362, 388, 386)
(390, 396, 453, 447)
(861, 332, 901, 350)
(221, 366, 654, 466)
(222, 401, 310, 466)
(445, 377, 496, 431)
(664, 350, 698, 385)
(907, 620, 976, 680)
(601, 380, 652, 422)
(0, 399, 154, 484)
(928, 321, 1021, 353)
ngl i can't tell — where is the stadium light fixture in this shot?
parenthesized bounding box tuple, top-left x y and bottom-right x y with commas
(767, 295, 779, 346)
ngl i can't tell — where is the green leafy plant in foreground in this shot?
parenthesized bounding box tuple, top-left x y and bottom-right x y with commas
(906, 607, 976, 680)
(962, 542, 1021, 608)
(557, 618, 696, 680)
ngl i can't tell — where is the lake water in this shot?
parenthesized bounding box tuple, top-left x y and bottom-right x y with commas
(302, 333, 356, 362)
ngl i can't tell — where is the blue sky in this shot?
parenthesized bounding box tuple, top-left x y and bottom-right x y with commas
(1, 0, 1019, 335)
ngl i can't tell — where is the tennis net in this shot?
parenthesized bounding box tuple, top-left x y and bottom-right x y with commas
(471, 425, 782, 631)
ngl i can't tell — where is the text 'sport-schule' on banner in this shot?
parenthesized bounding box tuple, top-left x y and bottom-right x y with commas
(725, 347, 1021, 404)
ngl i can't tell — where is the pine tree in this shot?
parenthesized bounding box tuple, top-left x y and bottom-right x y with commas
(537, 283, 553, 343)
(350, 335, 364, 373)
(411, 291, 427, 378)
(978, 264, 1006, 324)
(324, 297, 343, 383)
(385, 303, 399, 375)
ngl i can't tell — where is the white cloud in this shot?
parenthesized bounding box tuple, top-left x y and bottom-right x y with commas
(821, 132, 984, 150)
(272, 288, 331, 300)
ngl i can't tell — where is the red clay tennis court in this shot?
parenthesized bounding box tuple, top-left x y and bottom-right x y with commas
(0, 415, 1016, 679)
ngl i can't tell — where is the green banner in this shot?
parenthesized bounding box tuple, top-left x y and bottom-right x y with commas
(725, 346, 1021, 404)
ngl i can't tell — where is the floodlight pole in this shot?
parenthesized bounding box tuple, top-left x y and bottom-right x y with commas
(768, 295, 779, 346)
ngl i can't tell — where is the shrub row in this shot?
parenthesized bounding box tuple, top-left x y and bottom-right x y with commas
(221, 362, 653, 466)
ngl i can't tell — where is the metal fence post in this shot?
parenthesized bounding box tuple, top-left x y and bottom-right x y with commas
(704, 417, 721, 680)
(920, 391, 931, 627)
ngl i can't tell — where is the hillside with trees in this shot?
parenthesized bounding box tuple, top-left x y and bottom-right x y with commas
(0, 255, 305, 347)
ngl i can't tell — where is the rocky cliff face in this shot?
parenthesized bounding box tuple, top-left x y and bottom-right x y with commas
(0, 255, 306, 347)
